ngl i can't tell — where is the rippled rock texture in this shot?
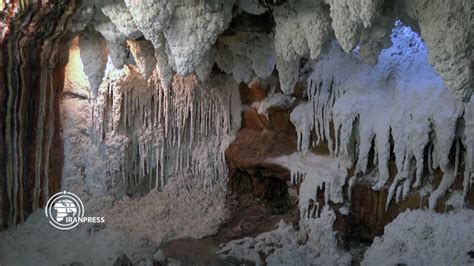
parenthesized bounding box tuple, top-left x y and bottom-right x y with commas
(0, 0, 79, 228)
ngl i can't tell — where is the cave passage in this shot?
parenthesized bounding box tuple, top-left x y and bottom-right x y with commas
(0, 0, 473, 265)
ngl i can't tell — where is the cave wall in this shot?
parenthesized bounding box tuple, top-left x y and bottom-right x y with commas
(225, 25, 474, 243)
(60, 42, 242, 200)
(0, 0, 472, 238)
(60, 0, 472, 101)
(0, 0, 78, 228)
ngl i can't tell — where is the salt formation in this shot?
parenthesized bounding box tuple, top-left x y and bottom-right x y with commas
(290, 102, 313, 153)
(68, 0, 472, 100)
(0, 211, 143, 265)
(324, 0, 383, 53)
(2, 5, 473, 266)
(100, 1, 141, 39)
(1, 1, 78, 227)
(462, 99, 474, 205)
(270, 153, 348, 205)
(62, 34, 242, 197)
(362, 209, 474, 265)
(195, 46, 217, 82)
(72, 0, 237, 85)
(253, 92, 295, 118)
(101, 176, 229, 245)
(62, 38, 109, 198)
(164, 1, 235, 75)
(123, 0, 235, 76)
(219, 153, 352, 264)
(317, 0, 472, 100)
(72, 51, 241, 194)
(399, 0, 473, 101)
(127, 39, 157, 80)
(288, 25, 472, 209)
(217, 33, 276, 83)
(275, 58, 300, 95)
(218, 207, 351, 265)
(46, 41, 232, 264)
(237, 0, 268, 15)
(92, 11, 130, 70)
(272, 0, 331, 94)
(153, 33, 174, 89)
(0, 176, 229, 265)
(78, 30, 108, 95)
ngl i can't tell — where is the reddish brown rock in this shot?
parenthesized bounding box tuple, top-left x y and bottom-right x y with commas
(229, 79, 474, 249)
(243, 106, 294, 132)
(243, 109, 270, 130)
(0, 1, 77, 228)
(339, 163, 474, 242)
(238, 80, 270, 105)
(224, 82, 299, 240)
(226, 128, 296, 181)
(268, 108, 292, 132)
(292, 81, 307, 100)
(248, 80, 269, 102)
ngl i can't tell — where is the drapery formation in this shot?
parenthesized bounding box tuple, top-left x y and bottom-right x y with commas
(0, 0, 78, 228)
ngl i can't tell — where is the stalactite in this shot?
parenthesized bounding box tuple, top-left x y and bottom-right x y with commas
(461, 99, 474, 203)
(90, 66, 240, 194)
(288, 25, 472, 210)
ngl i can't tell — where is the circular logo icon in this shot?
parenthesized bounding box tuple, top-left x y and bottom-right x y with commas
(45, 191, 84, 230)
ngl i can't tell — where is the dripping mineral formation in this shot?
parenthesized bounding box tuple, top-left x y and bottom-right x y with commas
(0, 0, 473, 265)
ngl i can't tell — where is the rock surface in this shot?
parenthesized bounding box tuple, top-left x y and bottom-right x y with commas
(0, 1, 77, 228)
(0, 1, 473, 264)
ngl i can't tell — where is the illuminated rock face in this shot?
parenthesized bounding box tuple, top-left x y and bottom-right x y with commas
(61, 58, 242, 198)
(60, 0, 472, 99)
